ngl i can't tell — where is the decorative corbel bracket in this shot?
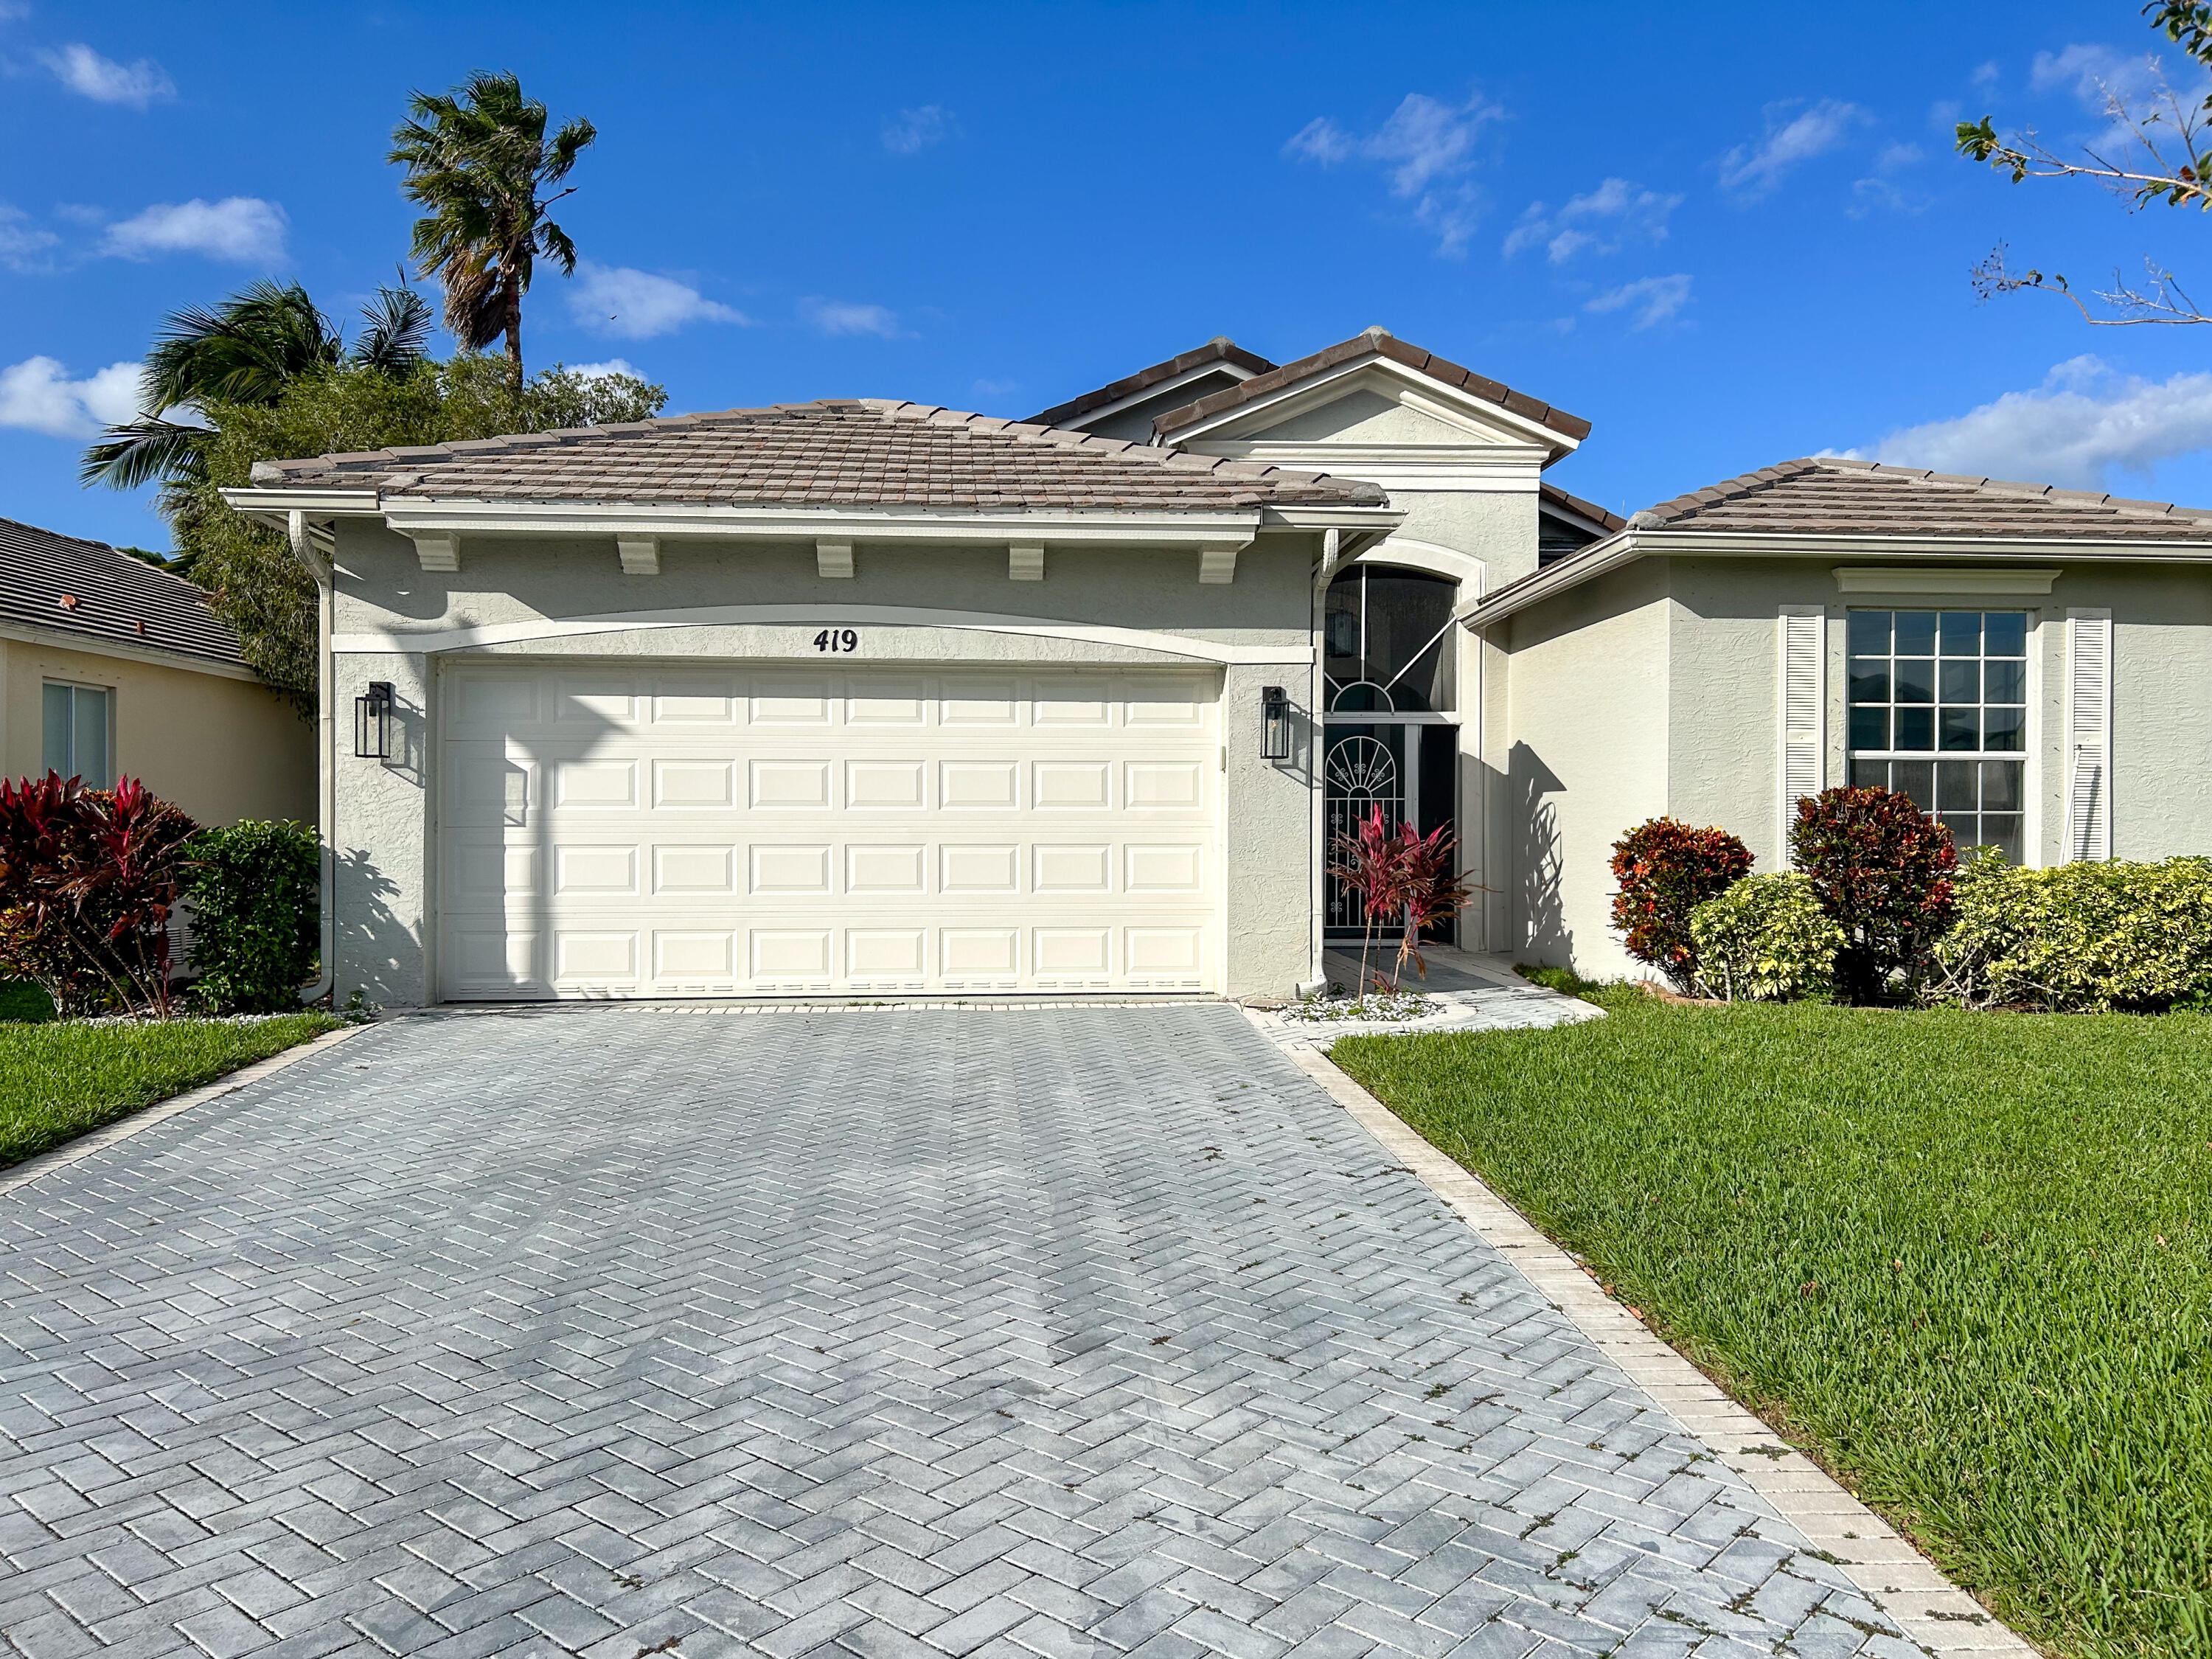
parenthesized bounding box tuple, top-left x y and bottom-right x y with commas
(410, 531, 460, 572)
(1009, 543, 1045, 581)
(616, 533, 660, 576)
(1198, 543, 1242, 585)
(817, 539, 855, 579)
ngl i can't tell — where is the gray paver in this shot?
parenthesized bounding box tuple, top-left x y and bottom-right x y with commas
(0, 1006, 1885, 1659)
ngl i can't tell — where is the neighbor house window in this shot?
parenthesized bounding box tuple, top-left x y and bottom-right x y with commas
(1848, 610, 2025, 862)
(42, 682, 111, 786)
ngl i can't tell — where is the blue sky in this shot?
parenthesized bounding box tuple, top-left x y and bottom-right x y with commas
(4, 1, 2208, 549)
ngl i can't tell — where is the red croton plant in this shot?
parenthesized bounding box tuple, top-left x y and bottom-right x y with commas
(1789, 785, 1957, 1003)
(1608, 818, 1755, 992)
(0, 773, 199, 1017)
(1328, 806, 1476, 992)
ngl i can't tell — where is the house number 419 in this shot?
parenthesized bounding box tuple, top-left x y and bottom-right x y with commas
(813, 628, 860, 653)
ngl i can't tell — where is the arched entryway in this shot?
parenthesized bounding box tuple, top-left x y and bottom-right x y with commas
(1321, 563, 1463, 939)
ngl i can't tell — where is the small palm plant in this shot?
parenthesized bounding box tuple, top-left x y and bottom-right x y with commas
(1328, 807, 1477, 994)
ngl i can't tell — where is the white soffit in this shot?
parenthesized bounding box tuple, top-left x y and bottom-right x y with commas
(1832, 566, 2060, 594)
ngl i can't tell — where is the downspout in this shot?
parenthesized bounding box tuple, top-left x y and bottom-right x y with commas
(1303, 527, 1343, 996)
(288, 510, 335, 1005)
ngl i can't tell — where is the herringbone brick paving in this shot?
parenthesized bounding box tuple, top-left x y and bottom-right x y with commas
(0, 1007, 1902, 1659)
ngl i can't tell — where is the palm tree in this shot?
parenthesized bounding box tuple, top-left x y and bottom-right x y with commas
(389, 71, 595, 398)
(80, 282, 436, 494)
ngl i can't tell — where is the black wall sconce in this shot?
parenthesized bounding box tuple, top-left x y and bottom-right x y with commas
(1261, 685, 1293, 760)
(355, 681, 394, 759)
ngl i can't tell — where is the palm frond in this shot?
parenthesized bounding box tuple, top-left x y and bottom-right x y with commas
(351, 285, 435, 372)
(78, 418, 212, 493)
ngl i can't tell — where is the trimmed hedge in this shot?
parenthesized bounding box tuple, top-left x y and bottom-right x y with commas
(182, 820, 319, 1012)
(1928, 851, 2212, 1012)
(1607, 818, 1753, 991)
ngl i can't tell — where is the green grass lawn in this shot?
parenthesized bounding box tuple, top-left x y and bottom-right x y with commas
(1332, 992, 2212, 1659)
(0, 1013, 343, 1172)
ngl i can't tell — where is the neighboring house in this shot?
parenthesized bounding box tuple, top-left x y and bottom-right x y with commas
(0, 516, 313, 828)
(219, 328, 2191, 1002)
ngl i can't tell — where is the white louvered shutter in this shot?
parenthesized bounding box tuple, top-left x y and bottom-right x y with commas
(2065, 608, 2112, 862)
(1778, 606, 1826, 844)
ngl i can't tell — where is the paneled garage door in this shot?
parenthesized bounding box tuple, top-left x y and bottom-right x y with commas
(437, 663, 1222, 999)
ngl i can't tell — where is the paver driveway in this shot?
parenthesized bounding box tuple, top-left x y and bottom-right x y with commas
(0, 1006, 1899, 1659)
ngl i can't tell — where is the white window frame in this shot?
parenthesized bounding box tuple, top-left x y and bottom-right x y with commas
(1842, 606, 2036, 863)
(41, 679, 115, 787)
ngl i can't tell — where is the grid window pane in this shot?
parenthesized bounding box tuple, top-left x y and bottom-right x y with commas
(1939, 611, 1981, 655)
(1847, 611, 2031, 863)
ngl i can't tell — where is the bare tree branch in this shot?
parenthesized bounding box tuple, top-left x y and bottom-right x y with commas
(1970, 244, 2212, 325)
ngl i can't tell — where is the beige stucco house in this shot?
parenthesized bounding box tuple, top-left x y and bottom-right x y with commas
(219, 327, 2203, 1003)
(0, 516, 313, 828)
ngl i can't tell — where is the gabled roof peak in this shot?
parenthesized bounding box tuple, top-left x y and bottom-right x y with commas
(1150, 330, 1590, 446)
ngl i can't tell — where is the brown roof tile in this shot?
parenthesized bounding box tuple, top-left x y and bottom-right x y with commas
(1539, 481, 1626, 532)
(1026, 337, 1277, 428)
(1150, 327, 1593, 444)
(247, 397, 1385, 511)
(1633, 456, 2212, 540)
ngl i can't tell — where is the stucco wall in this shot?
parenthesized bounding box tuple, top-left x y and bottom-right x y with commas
(1493, 558, 1671, 976)
(327, 523, 1324, 1006)
(0, 634, 311, 827)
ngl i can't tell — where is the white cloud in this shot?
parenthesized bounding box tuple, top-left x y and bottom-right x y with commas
(0, 355, 144, 437)
(1837, 356, 2212, 488)
(972, 377, 1019, 398)
(2030, 43, 2160, 108)
(1503, 176, 1681, 262)
(1972, 60, 2001, 88)
(1718, 98, 1870, 198)
(1585, 274, 1693, 330)
(800, 298, 902, 338)
(37, 43, 173, 106)
(0, 204, 58, 272)
(566, 262, 748, 340)
(0, 2, 33, 22)
(1850, 142, 1931, 215)
(1284, 91, 1506, 255)
(558, 358, 639, 380)
(101, 198, 287, 262)
(883, 105, 949, 153)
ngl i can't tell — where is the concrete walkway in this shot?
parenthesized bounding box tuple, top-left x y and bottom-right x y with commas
(0, 1006, 1903, 1659)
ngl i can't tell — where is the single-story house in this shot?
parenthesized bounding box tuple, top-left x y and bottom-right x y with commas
(0, 515, 313, 827)
(220, 327, 2204, 1002)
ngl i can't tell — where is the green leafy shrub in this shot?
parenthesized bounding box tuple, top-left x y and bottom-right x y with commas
(1688, 872, 1844, 1001)
(1929, 850, 2212, 1012)
(1608, 818, 1753, 990)
(1790, 786, 1956, 1003)
(183, 820, 319, 1012)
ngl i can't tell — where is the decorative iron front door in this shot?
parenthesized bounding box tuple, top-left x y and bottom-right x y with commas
(1324, 726, 1404, 934)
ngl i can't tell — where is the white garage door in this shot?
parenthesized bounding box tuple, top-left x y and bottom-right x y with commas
(437, 663, 1222, 999)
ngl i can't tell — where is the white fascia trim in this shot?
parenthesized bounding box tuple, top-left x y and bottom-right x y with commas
(1200, 442, 1548, 493)
(1460, 529, 2212, 627)
(220, 488, 380, 522)
(1051, 358, 1265, 432)
(384, 502, 1266, 547)
(223, 491, 1269, 548)
(332, 602, 1315, 664)
(1163, 353, 1579, 458)
(1832, 566, 2061, 594)
(0, 619, 265, 683)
